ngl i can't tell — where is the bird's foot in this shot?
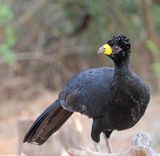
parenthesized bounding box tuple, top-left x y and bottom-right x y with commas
(93, 141, 101, 152)
(103, 133, 112, 153)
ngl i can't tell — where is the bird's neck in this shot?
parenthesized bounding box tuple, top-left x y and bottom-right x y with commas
(114, 57, 131, 75)
(112, 58, 132, 105)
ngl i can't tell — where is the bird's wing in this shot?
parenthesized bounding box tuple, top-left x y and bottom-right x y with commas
(59, 67, 114, 118)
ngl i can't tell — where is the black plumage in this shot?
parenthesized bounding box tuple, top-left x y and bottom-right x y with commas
(23, 34, 150, 146)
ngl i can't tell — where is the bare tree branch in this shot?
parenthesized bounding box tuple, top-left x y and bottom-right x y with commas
(13, 0, 49, 28)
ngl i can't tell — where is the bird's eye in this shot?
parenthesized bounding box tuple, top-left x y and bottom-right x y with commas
(113, 45, 121, 52)
(114, 46, 119, 50)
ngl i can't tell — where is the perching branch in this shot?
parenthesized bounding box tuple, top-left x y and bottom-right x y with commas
(68, 132, 160, 156)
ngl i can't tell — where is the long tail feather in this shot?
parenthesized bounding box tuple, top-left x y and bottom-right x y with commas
(23, 100, 73, 145)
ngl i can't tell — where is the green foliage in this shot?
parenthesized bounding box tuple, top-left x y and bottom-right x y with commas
(120, 0, 138, 13)
(0, 3, 13, 25)
(146, 40, 159, 56)
(5, 27, 16, 47)
(146, 40, 160, 75)
(83, 0, 105, 17)
(0, 44, 14, 64)
(0, 2, 15, 64)
(152, 3, 160, 33)
(152, 62, 160, 75)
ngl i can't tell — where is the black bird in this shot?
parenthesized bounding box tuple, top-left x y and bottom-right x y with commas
(23, 34, 150, 153)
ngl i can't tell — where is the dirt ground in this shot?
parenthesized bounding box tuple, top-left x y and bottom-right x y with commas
(0, 91, 160, 155)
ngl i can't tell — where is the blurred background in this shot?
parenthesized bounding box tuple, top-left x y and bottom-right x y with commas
(0, 0, 160, 155)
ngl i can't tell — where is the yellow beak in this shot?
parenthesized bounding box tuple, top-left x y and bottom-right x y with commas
(98, 44, 112, 55)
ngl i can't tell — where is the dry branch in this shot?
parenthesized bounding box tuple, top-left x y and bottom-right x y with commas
(13, 0, 49, 28)
(68, 132, 160, 156)
(68, 147, 147, 156)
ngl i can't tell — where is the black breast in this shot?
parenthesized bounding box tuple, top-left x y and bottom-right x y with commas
(102, 73, 150, 131)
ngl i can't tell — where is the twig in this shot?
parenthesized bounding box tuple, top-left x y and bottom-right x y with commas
(13, 0, 49, 28)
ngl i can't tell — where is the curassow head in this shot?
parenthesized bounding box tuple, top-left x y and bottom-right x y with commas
(98, 34, 131, 64)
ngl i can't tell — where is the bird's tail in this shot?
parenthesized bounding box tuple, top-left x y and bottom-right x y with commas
(23, 99, 73, 145)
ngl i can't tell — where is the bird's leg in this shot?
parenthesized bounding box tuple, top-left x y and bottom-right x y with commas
(91, 120, 102, 152)
(103, 131, 113, 153)
(93, 141, 101, 152)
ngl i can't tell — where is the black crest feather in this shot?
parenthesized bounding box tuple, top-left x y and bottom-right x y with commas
(107, 34, 131, 52)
